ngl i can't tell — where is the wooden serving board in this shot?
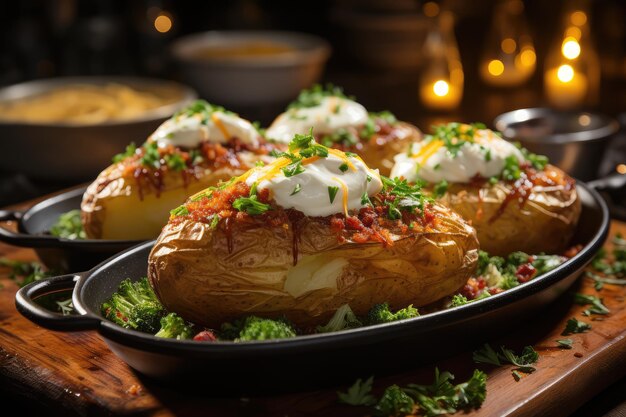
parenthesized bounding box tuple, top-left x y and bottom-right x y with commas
(1, 209, 625, 416)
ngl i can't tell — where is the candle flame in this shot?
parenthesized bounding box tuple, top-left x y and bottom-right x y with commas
(562, 38, 581, 60)
(557, 64, 575, 83)
(433, 80, 449, 97)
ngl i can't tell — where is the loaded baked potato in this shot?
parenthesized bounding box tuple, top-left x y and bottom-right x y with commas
(81, 100, 271, 240)
(391, 123, 581, 256)
(265, 84, 421, 176)
(148, 133, 479, 327)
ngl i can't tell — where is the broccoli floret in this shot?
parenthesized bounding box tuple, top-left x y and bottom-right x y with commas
(367, 303, 419, 325)
(507, 251, 530, 267)
(101, 278, 165, 333)
(317, 304, 363, 333)
(476, 250, 505, 276)
(449, 294, 469, 307)
(374, 385, 415, 417)
(237, 316, 296, 341)
(130, 302, 166, 333)
(499, 273, 520, 290)
(220, 316, 297, 341)
(155, 313, 194, 340)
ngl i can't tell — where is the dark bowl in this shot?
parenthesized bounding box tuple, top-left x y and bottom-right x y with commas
(0, 187, 141, 272)
(0, 76, 197, 181)
(494, 108, 619, 181)
(15, 182, 609, 387)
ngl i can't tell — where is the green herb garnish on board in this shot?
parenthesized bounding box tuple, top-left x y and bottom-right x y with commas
(49, 210, 86, 240)
(0, 259, 56, 287)
(574, 293, 610, 315)
(473, 343, 539, 374)
(338, 368, 487, 416)
(562, 318, 591, 335)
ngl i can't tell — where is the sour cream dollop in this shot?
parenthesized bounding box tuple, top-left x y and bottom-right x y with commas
(390, 129, 525, 183)
(266, 96, 369, 144)
(151, 110, 260, 149)
(244, 151, 382, 217)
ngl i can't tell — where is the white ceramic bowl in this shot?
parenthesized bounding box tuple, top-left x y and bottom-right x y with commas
(170, 31, 331, 108)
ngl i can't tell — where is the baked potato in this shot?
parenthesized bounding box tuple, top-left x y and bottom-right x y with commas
(391, 123, 581, 256)
(148, 133, 478, 327)
(81, 100, 271, 240)
(265, 84, 421, 176)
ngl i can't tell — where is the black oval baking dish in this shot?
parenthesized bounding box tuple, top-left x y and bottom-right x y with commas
(15, 183, 609, 387)
(0, 187, 142, 271)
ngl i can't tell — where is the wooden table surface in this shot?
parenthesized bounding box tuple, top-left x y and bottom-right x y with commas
(1, 197, 626, 417)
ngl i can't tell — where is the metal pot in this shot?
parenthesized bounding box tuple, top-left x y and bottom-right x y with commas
(494, 108, 619, 181)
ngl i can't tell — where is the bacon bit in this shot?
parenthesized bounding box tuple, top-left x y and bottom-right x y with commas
(489, 287, 504, 295)
(345, 216, 364, 231)
(461, 278, 481, 300)
(126, 384, 142, 396)
(477, 277, 486, 290)
(193, 330, 218, 342)
(330, 217, 345, 233)
(563, 245, 583, 258)
(516, 263, 537, 283)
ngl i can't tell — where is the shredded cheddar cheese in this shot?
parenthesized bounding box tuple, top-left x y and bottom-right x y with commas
(211, 113, 231, 139)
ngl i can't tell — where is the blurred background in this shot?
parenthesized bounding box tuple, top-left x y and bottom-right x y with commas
(0, 0, 624, 205)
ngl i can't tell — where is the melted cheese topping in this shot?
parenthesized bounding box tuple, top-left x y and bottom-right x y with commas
(243, 151, 382, 217)
(151, 111, 260, 148)
(265, 96, 369, 143)
(390, 129, 525, 183)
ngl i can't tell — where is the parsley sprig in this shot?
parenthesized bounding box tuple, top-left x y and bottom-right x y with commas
(287, 84, 350, 109)
(338, 368, 487, 417)
(473, 343, 539, 376)
(380, 177, 429, 220)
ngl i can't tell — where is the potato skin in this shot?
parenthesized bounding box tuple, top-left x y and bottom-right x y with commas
(148, 204, 478, 328)
(436, 165, 581, 256)
(81, 163, 244, 240)
(356, 121, 421, 177)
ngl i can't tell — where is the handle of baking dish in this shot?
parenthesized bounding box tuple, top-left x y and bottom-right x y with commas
(15, 273, 100, 331)
(587, 172, 626, 192)
(0, 209, 57, 247)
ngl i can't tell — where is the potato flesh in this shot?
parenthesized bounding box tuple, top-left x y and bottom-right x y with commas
(148, 205, 479, 327)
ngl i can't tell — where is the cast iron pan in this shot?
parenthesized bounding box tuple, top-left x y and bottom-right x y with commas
(14, 182, 610, 388)
(0, 187, 142, 271)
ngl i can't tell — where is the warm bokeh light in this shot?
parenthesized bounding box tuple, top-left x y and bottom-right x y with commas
(562, 38, 581, 60)
(501, 38, 517, 54)
(557, 64, 575, 82)
(571, 10, 587, 26)
(578, 114, 591, 126)
(565, 26, 582, 40)
(154, 13, 172, 33)
(519, 48, 536, 67)
(488, 59, 505, 76)
(423, 2, 440, 17)
(433, 80, 450, 96)
(617, 164, 626, 175)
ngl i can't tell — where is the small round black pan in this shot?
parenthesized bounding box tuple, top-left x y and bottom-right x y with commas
(0, 187, 142, 271)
